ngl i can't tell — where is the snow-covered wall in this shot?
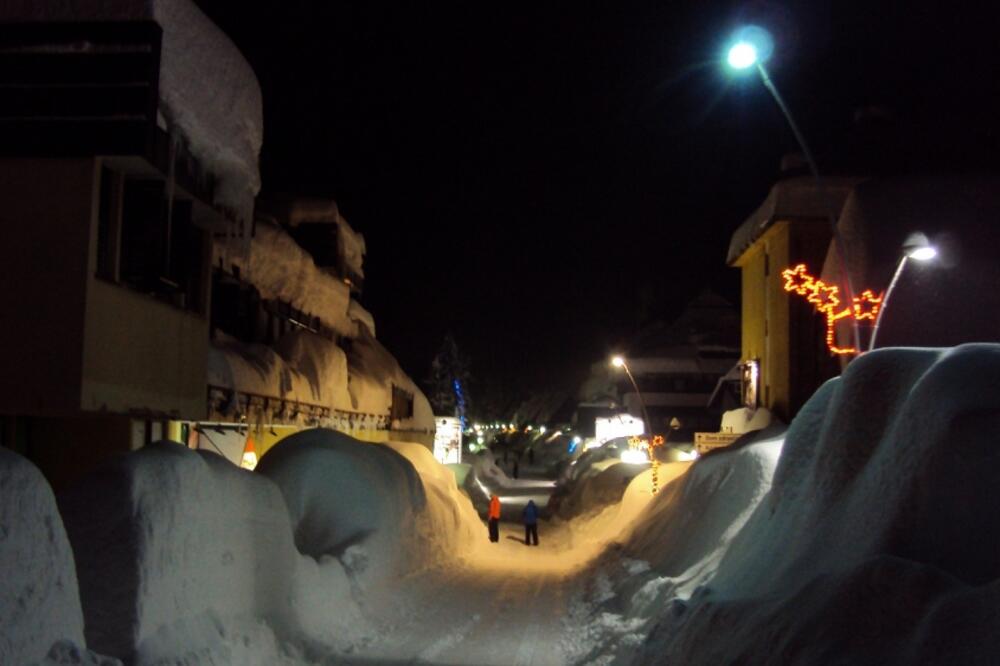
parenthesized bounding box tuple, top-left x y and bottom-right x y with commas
(0, 0, 263, 224)
(0, 449, 86, 665)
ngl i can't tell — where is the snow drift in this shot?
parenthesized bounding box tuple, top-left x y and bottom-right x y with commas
(570, 344, 1000, 665)
(53, 430, 482, 663)
(0, 448, 88, 665)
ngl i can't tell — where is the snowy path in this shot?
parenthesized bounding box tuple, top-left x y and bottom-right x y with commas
(343, 519, 590, 666)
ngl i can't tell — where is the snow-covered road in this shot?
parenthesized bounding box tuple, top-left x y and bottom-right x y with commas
(344, 519, 588, 666)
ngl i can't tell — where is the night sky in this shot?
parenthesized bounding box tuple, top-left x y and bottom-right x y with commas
(195, 0, 998, 405)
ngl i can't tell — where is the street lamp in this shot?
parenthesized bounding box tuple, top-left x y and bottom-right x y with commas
(726, 25, 862, 354)
(868, 232, 937, 350)
(611, 355, 652, 436)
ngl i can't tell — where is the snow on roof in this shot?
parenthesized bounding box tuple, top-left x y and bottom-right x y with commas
(347, 329, 434, 432)
(208, 331, 355, 412)
(348, 298, 375, 337)
(0, 0, 263, 224)
(216, 220, 355, 338)
(154, 0, 261, 224)
(726, 176, 863, 265)
(279, 197, 367, 280)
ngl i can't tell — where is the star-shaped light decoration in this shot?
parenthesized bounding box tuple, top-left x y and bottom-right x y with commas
(781, 264, 815, 296)
(852, 289, 883, 320)
(807, 280, 842, 313)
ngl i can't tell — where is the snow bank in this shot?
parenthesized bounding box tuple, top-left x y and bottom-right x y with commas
(255, 429, 426, 579)
(0, 449, 87, 665)
(571, 344, 1000, 665)
(552, 459, 650, 521)
(57, 442, 306, 663)
(56, 432, 484, 664)
(384, 440, 483, 566)
(720, 405, 773, 434)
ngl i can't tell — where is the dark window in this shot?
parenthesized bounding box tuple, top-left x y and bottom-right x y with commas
(96, 167, 123, 280)
(97, 168, 207, 314)
(391, 385, 414, 421)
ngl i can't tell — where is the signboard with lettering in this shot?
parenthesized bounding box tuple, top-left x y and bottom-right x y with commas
(694, 431, 742, 454)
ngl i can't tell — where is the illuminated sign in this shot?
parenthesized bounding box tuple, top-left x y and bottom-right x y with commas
(433, 417, 463, 465)
(595, 414, 645, 445)
(781, 264, 884, 356)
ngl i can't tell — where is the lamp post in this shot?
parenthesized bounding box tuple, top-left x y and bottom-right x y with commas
(726, 26, 862, 354)
(868, 232, 937, 350)
(611, 355, 652, 436)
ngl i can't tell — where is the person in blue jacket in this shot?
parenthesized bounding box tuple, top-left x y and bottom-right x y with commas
(522, 499, 539, 546)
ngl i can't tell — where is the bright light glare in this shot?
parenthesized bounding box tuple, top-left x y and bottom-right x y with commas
(907, 246, 937, 261)
(727, 42, 757, 69)
(726, 25, 774, 71)
(611, 356, 625, 368)
(676, 449, 699, 462)
(621, 448, 649, 464)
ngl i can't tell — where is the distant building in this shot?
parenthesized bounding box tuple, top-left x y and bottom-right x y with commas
(578, 291, 740, 440)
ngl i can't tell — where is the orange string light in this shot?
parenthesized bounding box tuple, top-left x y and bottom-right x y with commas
(781, 264, 884, 356)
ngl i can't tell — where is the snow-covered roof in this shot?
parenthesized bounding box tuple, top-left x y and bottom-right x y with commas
(726, 176, 863, 265)
(0, 0, 263, 224)
(281, 197, 367, 280)
(215, 220, 355, 338)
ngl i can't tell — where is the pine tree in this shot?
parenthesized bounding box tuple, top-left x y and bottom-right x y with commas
(425, 332, 472, 420)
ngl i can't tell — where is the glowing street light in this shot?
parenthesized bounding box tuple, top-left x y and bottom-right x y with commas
(868, 232, 937, 350)
(726, 25, 862, 353)
(611, 355, 652, 436)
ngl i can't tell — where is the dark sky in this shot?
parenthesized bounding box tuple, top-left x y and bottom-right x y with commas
(195, 0, 998, 403)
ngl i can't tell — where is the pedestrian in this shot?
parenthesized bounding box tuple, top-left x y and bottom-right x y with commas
(512, 459, 519, 479)
(488, 494, 501, 542)
(528, 447, 534, 465)
(522, 499, 539, 546)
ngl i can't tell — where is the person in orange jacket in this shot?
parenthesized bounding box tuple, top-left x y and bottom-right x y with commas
(488, 494, 501, 542)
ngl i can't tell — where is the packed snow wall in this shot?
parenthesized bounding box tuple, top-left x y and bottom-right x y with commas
(0, 448, 87, 665)
(52, 431, 479, 663)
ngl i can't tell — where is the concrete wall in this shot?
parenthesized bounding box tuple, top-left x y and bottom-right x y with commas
(81, 278, 207, 417)
(0, 159, 92, 415)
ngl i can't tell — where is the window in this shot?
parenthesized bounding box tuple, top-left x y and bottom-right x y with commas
(391, 385, 414, 421)
(97, 167, 207, 314)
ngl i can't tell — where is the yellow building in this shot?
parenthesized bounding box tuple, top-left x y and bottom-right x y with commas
(726, 176, 861, 421)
